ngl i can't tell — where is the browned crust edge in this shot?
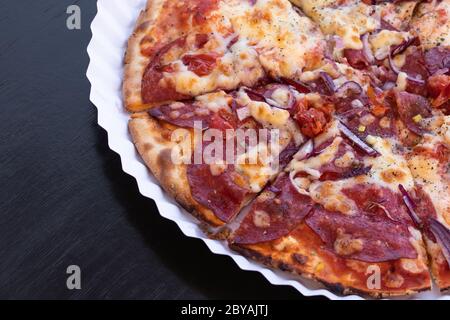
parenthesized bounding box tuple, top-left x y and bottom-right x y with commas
(229, 244, 431, 298)
(129, 112, 225, 226)
(123, 0, 175, 112)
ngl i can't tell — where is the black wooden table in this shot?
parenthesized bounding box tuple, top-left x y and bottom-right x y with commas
(0, 0, 320, 299)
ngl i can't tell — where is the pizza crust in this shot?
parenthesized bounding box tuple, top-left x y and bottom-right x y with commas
(123, 0, 169, 112)
(230, 223, 432, 297)
(129, 112, 225, 226)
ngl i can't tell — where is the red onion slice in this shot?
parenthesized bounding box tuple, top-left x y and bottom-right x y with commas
(244, 88, 265, 102)
(391, 37, 418, 57)
(263, 84, 296, 109)
(362, 33, 375, 64)
(335, 81, 363, 98)
(319, 72, 336, 95)
(338, 121, 380, 157)
(429, 218, 450, 267)
(294, 139, 314, 161)
(280, 78, 311, 94)
(389, 53, 426, 85)
(398, 184, 422, 227)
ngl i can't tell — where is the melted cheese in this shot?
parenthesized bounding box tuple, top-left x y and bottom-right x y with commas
(235, 143, 280, 192)
(291, 0, 379, 49)
(195, 90, 232, 113)
(412, 0, 450, 49)
(407, 130, 450, 226)
(370, 30, 411, 60)
(166, 0, 325, 96)
(287, 125, 417, 215)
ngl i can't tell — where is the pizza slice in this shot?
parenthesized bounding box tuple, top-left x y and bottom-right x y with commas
(410, 0, 450, 116)
(123, 0, 325, 112)
(404, 115, 450, 290)
(229, 120, 432, 296)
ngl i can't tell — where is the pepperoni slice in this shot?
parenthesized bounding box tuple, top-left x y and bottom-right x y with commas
(408, 186, 439, 240)
(400, 46, 429, 96)
(425, 46, 450, 75)
(142, 38, 190, 104)
(192, 0, 220, 25)
(394, 91, 432, 135)
(149, 102, 210, 128)
(187, 164, 250, 223)
(306, 208, 418, 263)
(335, 94, 395, 139)
(315, 139, 369, 181)
(149, 101, 237, 130)
(182, 53, 221, 77)
(232, 174, 314, 244)
(344, 49, 369, 70)
(342, 184, 413, 225)
(428, 74, 450, 109)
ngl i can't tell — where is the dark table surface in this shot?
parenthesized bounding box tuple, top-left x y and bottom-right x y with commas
(0, 0, 322, 300)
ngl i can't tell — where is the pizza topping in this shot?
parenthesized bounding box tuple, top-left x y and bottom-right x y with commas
(428, 74, 450, 108)
(398, 184, 422, 227)
(182, 53, 221, 77)
(281, 78, 311, 94)
(187, 164, 249, 223)
(142, 38, 191, 104)
(149, 101, 211, 129)
(295, 108, 328, 138)
(293, 139, 314, 161)
(306, 207, 418, 262)
(308, 72, 336, 96)
(333, 229, 364, 256)
(148, 92, 236, 130)
(344, 48, 370, 70)
(263, 85, 296, 109)
(388, 51, 426, 86)
(338, 121, 380, 157)
(335, 81, 363, 99)
(429, 219, 450, 267)
(232, 174, 314, 244)
(425, 46, 450, 76)
(394, 91, 432, 136)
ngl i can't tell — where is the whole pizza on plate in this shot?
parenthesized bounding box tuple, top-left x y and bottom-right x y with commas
(122, 0, 450, 297)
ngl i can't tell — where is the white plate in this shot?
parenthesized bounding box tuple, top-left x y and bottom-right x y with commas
(86, 0, 448, 300)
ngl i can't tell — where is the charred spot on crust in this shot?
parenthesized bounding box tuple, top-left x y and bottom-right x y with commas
(157, 148, 176, 181)
(323, 282, 346, 295)
(292, 253, 308, 265)
(278, 263, 294, 273)
(143, 143, 153, 152)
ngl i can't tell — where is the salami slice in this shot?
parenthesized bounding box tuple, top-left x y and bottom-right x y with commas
(342, 184, 413, 225)
(315, 139, 370, 181)
(142, 38, 191, 104)
(149, 102, 211, 128)
(306, 208, 418, 263)
(400, 46, 429, 96)
(232, 174, 314, 244)
(344, 49, 370, 70)
(187, 164, 250, 223)
(425, 46, 450, 76)
(394, 91, 432, 135)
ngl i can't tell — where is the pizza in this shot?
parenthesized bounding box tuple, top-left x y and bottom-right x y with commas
(123, 0, 450, 297)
